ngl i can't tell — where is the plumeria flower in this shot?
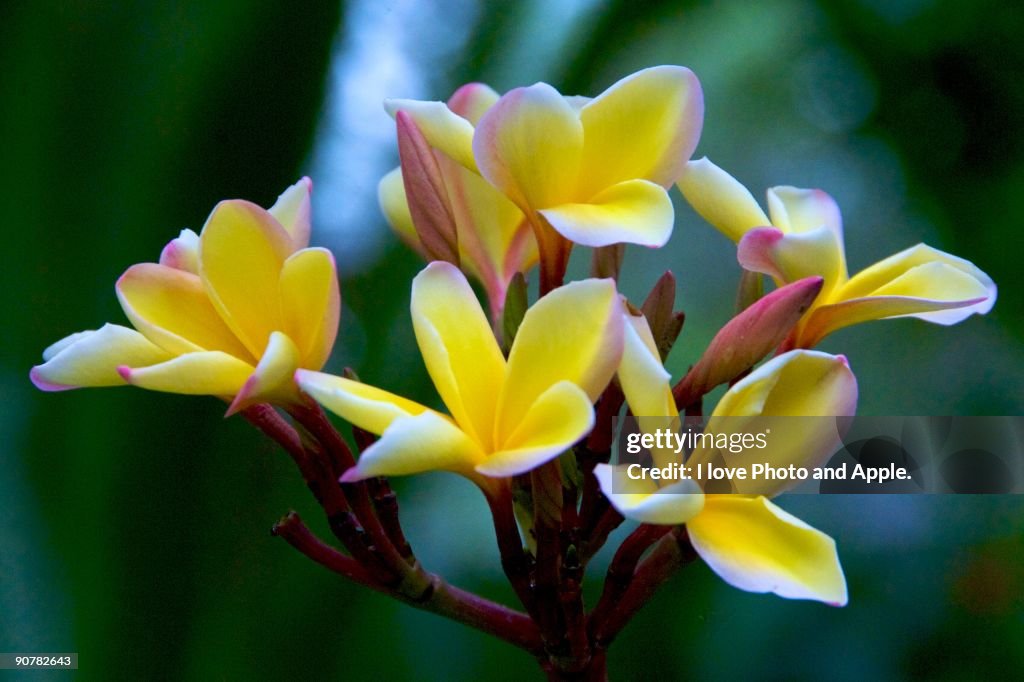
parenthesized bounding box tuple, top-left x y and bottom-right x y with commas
(386, 66, 703, 288)
(596, 310, 856, 605)
(296, 261, 623, 486)
(678, 158, 996, 348)
(31, 179, 341, 416)
(380, 83, 538, 321)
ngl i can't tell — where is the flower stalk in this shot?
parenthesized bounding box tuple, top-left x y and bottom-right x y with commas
(591, 528, 698, 650)
(272, 512, 544, 655)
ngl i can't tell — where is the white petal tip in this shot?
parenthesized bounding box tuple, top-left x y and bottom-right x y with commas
(294, 368, 317, 390)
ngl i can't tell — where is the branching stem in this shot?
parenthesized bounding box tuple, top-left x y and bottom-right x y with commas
(273, 512, 544, 655)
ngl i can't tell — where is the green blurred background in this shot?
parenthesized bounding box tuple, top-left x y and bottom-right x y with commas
(3, 0, 1023, 679)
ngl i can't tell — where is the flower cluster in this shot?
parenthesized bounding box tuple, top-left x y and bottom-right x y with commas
(32, 179, 339, 416)
(33, 65, 996, 675)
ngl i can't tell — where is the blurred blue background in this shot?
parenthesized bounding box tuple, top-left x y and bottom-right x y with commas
(2, 1, 1023, 679)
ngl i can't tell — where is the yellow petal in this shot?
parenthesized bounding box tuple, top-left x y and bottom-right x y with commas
(268, 177, 313, 250)
(411, 262, 505, 449)
(116, 263, 252, 360)
(158, 228, 200, 273)
(226, 332, 302, 416)
(279, 247, 341, 370)
(497, 278, 622, 444)
(594, 463, 704, 525)
(198, 200, 292, 358)
(478, 381, 593, 477)
(830, 243, 995, 326)
(578, 65, 703, 196)
(384, 98, 477, 171)
(766, 186, 848, 289)
(540, 179, 674, 248)
(119, 351, 254, 396)
(794, 244, 997, 347)
(716, 350, 856, 421)
(696, 350, 857, 497)
(447, 82, 500, 124)
(800, 279, 992, 347)
(618, 312, 680, 469)
(378, 167, 425, 255)
(31, 324, 173, 391)
(688, 496, 848, 605)
(618, 312, 676, 419)
(473, 82, 583, 210)
(738, 226, 848, 300)
(295, 370, 429, 436)
(677, 158, 770, 243)
(340, 411, 484, 481)
(766, 186, 843, 237)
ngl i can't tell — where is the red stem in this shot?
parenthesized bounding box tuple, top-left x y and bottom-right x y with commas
(579, 383, 624, 532)
(484, 484, 537, 616)
(241, 403, 308, 469)
(273, 512, 544, 655)
(592, 528, 697, 648)
(580, 506, 624, 565)
(531, 464, 565, 651)
(241, 405, 395, 582)
(364, 476, 414, 560)
(532, 215, 570, 296)
(587, 524, 671, 637)
(672, 373, 701, 412)
(288, 400, 416, 586)
(347, 426, 414, 559)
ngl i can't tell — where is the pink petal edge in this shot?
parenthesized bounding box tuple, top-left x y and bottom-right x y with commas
(29, 367, 76, 392)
